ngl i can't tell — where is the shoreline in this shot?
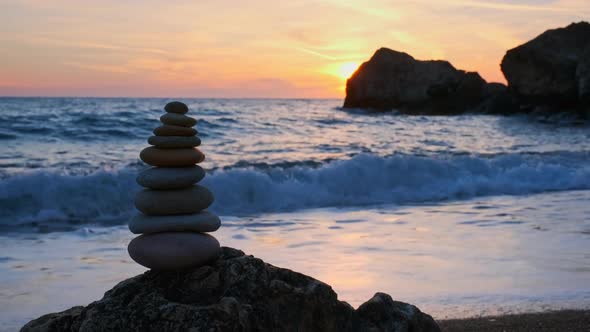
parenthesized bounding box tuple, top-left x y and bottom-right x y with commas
(437, 309, 590, 331)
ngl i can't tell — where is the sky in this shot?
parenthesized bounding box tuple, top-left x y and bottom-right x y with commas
(0, 0, 588, 98)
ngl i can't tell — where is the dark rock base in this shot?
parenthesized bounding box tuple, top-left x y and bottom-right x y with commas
(21, 247, 440, 332)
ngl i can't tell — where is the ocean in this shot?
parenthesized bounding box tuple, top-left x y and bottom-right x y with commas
(1, 98, 590, 330)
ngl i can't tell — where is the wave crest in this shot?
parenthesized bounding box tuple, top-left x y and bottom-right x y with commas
(1, 153, 589, 230)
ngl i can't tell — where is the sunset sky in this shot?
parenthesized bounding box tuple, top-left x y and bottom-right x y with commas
(1, 0, 588, 98)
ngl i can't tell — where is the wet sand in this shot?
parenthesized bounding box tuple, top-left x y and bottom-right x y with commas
(438, 310, 590, 331)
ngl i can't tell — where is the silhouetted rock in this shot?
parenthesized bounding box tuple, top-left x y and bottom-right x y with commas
(578, 47, 590, 105)
(21, 247, 440, 332)
(501, 21, 590, 113)
(343, 48, 489, 114)
(476, 83, 520, 114)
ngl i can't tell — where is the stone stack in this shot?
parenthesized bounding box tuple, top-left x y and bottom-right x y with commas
(128, 101, 221, 270)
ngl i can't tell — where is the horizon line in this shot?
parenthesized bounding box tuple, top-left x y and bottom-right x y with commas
(0, 96, 343, 100)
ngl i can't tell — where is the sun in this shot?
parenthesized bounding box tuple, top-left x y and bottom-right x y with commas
(336, 62, 360, 80)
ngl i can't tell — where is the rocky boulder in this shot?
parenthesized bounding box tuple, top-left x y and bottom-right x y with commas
(577, 46, 590, 104)
(476, 82, 520, 115)
(501, 21, 590, 112)
(343, 48, 489, 114)
(21, 247, 440, 332)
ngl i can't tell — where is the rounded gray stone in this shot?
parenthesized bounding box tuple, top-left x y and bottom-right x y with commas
(153, 125, 197, 137)
(148, 136, 201, 149)
(160, 113, 197, 127)
(139, 147, 205, 167)
(128, 211, 221, 234)
(128, 232, 220, 270)
(164, 101, 189, 114)
(137, 166, 205, 189)
(134, 185, 214, 216)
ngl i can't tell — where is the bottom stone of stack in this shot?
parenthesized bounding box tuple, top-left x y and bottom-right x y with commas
(129, 211, 221, 234)
(128, 232, 220, 270)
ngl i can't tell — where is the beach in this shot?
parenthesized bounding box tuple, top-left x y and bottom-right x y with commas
(438, 310, 590, 331)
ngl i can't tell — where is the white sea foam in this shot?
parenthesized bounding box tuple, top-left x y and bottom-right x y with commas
(1, 152, 589, 229)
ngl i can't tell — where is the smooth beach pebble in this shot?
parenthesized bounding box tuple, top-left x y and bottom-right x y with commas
(134, 185, 214, 215)
(128, 232, 220, 270)
(136, 166, 205, 189)
(128, 211, 221, 234)
(148, 136, 201, 149)
(140, 147, 205, 166)
(164, 101, 189, 114)
(160, 113, 197, 127)
(153, 125, 197, 137)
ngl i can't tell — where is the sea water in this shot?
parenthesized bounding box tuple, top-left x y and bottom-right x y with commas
(1, 98, 589, 330)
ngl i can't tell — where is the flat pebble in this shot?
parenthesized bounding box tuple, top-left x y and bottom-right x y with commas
(160, 113, 197, 127)
(136, 166, 205, 189)
(134, 185, 214, 215)
(128, 211, 221, 234)
(140, 147, 205, 166)
(153, 125, 197, 137)
(147, 136, 201, 149)
(136, 165, 205, 190)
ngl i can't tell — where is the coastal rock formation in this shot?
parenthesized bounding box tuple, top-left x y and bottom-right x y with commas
(501, 21, 590, 112)
(343, 48, 492, 114)
(21, 247, 440, 332)
(477, 82, 519, 115)
(345, 22, 590, 116)
(578, 47, 590, 104)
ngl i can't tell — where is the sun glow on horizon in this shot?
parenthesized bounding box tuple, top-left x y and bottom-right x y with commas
(336, 62, 361, 80)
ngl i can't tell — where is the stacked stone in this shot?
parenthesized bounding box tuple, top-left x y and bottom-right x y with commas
(127, 101, 221, 270)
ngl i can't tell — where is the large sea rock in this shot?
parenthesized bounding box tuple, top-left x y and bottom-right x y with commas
(21, 247, 440, 332)
(343, 47, 494, 114)
(501, 21, 590, 112)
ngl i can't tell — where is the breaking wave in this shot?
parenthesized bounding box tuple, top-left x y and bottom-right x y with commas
(1, 152, 589, 230)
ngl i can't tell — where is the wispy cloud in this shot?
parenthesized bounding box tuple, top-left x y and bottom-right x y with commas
(295, 47, 339, 60)
(433, 0, 575, 12)
(29, 36, 170, 55)
(63, 61, 131, 74)
(324, 0, 401, 20)
(294, 47, 365, 62)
